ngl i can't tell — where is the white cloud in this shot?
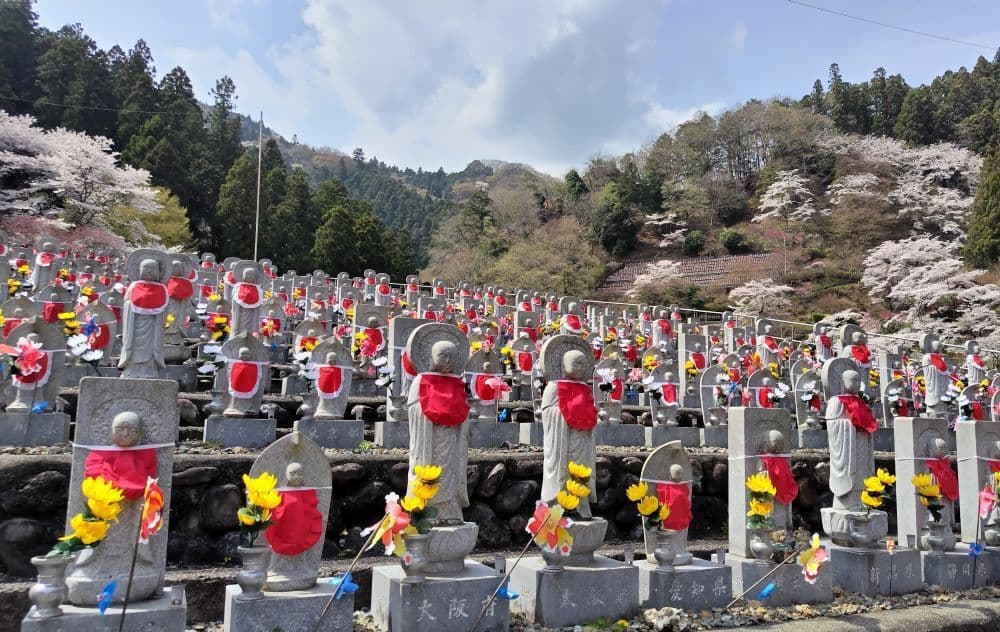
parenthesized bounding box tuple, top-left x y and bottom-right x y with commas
(730, 23, 748, 51)
(642, 101, 726, 133)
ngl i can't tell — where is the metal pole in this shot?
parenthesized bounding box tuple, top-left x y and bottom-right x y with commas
(252, 111, 263, 261)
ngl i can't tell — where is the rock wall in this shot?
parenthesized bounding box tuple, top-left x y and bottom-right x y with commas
(0, 450, 897, 578)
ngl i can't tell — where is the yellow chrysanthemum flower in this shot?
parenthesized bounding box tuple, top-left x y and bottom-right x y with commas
(746, 472, 777, 496)
(412, 482, 439, 501)
(917, 484, 942, 499)
(747, 498, 774, 518)
(57, 311, 75, 321)
(568, 462, 592, 480)
(565, 479, 589, 498)
(877, 468, 896, 486)
(400, 495, 426, 512)
(658, 503, 671, 523)
(414, 464, 442, 484)
(237, 507, 257, 526)
(863, 477, 885, 494)
(911, 473, 933, 488)
(626, 482, 649, 502)
(81, 476, 125, 504)
(87, 499, 122, 522)
(994, 471, 1000, 486)
(637, 495, 659, 516)
(861, 491, 883, 508)
(557, 490, 580, 511)
(248, 488, 282, 510)
(243, 472, 277, 494)
(59, 513, 109, 545)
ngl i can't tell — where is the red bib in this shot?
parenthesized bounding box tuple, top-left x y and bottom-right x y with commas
(757, 387, 773, 408)
(656, 320, 672, 336)
(41, 302, 63, 323)
(475, 374, 501, 403)
(926, 457, 959, 502)
(228, 361, 261, 398)
(362, 327, 384, 356)
(516, 351, 534, 373)
(564, 314, 581, 332)
(401, 352, 417, 378)
(84, 448, 158, 500)
(418, 373, 469, 426)
(763, 336, 779, 352)
(609, 379, 624, 402)
(660, 383, 678, 405)
(556, 381, 597, 431)
(127, 281, 168, 314)
(690, 352, 706, 370)
(972, 402, 985, 421)
(818, 334, 832, 349)
(656, 482, 693, 531)
(13, 351, 49, 387)
(838, 394, 877, 434)
(265, 488, 324, 556)
(761, 456, 798, 505)
(89, 323, 112, 350)
(235, 283, 262, 308)
(317, 365, 345, 398)
(3, 318, 23, 338)
(167, 276, 194, 300)
(850, 345, 871, 366)
(928, 353, 948, 373)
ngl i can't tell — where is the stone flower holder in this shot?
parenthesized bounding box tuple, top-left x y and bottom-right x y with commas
(651, 530, 677, 571)
(235, 545, 270, 601)
(27, 555, 71, 619)
(401, 532, 431, 583)
(847, 513, 878, 548)
(748, 528, 774, 562)
(422, 522, 478, 575)
(924, 520, 949, 554)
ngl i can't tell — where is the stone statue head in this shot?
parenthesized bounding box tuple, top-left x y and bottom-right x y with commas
(524, 317, 534, 327)
(851, 331, 865, 345)
(26, 333, 41, 345)
(12, 307, 24, 318)
(669, 463, 684, 482)
(483, 361, 495, 374)
(242, 267, 255, 283)
(430, 340, 458, 374)
(41, 240, 55, 253)
(664, 371, 675, 382)
(204, 254, 216, 264)
(694, 343, 703, 352)
(765, 429, 786, 454)
(764, 324, 773, 334)
(971, 342, 981, 354)
(325, 351, 336, 365)
(819, 326, 828, 334)
(930, 338, 940, 352)
(307, 327, 318, 337)
(928, 436, 948, 459)
(238, 346, 251, 361)
(48, 291, 58, 301)
(111, 411, 141, 448)
(563, 349, 586, 380)
(367, 316, 379, 328)
(83, 264, 94, 274)
(286, 462, 304, 487)
(139, 258, 159, 281)
(171, 260, 185, 277)
(762, 377, 772, 387)
(568, 301, 578, 313)
(843, 369, 860, 394)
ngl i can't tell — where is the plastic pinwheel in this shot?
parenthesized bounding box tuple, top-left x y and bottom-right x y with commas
(798, 533, 829, 584)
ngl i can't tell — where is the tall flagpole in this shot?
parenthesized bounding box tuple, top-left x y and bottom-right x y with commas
(252, 111, 263, 261)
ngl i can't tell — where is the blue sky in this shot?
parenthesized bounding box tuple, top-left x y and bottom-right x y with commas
(36, 0, 1000, 174)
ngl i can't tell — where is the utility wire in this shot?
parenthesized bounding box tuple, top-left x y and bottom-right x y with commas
(0, 94, 195, 116)
(786, 0, 995, 51)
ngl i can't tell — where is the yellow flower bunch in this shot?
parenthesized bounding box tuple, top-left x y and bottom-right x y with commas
(556, 461, 592, 515)
(7, 278, 21, 296)
(955, 379, 966, 391)
(626, 481, 670, 529)
(912, 472, 945, 522)
(164, 314, 175, 329)
(861, 468, 895, 514)
(767, 362, 779, 380)
(470, 340, 483, 353)
(208, 293, 221, 302)
(238, 472, 282, 545)
(869, 369, 880, 388)
(303, 339, 317, 352)
(17, 263, 29, 276)
(685, 359, 697, 378)
(642, 355, 659, 372)
(746, 472, 777, 529)
(410, 464, 441, 502)
(635, 335, 645, 346)
(49, 476, 124, 557)
(404, 464, 443, 533)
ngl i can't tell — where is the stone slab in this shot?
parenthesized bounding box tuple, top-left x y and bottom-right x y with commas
(164, 364, 197, 392)
(873, 427, 894, 453)
(798, 427, 829, 449)
(281, 374, 308, 396)
(22, 587, 187, 632)
(594, 423, 645, 447)
(700, 426, 728, 448)
(350, 376, 378, 397)
(60, 364, 119, 387)
(828, 545, 923, 595)
(467, 421, 520, 449)
(637, 557, 731, 610)
(645, 426, 700, 448)
(924, 549, 991, 590)
(518, 422, 543, 446)
(374, 421, 409, 449)
(0, 412, 70, 446)
(508, 555, 639, 629)
(223, 582, 352, 632)
(294, 418, 365, 450)
(203, 415, 275, 449)
(371, 560, 509, 632)
(722, 555, 832, 606)
(268, 345, 290, 365)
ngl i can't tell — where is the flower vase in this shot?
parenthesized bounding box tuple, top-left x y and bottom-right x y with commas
(541, 547, 565, 573)
(847, 513, 876, 548)
(925, 520, 948, 554)
(235, 545, 270, 601)
(205, 389, 226, 417)
(748, 528, 774, 562)
(27, 555, 71, 619)
(401, 532, 430, 583)
(652, 529, 677, 572)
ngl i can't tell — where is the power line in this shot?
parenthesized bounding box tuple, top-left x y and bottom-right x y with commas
(786, 0, 995, 51)
(0, 94, 193, 116)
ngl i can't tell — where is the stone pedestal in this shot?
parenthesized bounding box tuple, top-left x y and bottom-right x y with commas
(350, 376, 378, 397)
(508, 555, 639, 628)
(466, 421, 519, 449)
(518, 422, 543, 446)
(61, 364, 119, 387)
(700, 426, 728, 448)
(371, 560, 509, 632)
(203, 415, 275, 448)
(872, 427, 894, 453)
(374, 421, 409, 448)
(22, 587, 187, 632)
(164, 344, 189, 364)
(797, 427, 828, 449)
(828, 545, 923, 595)
(821, 508, 889, 548)
(224, 581, 352, 632)
(721, 554, 832, 606)
(281, 374, 307, 396)
(0, 412, 70, 446)
(923, 549, 991, 589)
(637, 558, 731, 609)
(294, 418, 364, 450)
(645, 426, 700, 448)
(594, 423, 645, 447)
(164, 364, 197, 392)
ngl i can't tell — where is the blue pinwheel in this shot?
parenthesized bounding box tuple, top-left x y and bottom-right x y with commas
(97, 579, 117, 614)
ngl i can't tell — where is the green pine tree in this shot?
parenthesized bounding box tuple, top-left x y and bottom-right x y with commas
(964, 146, 1000, 269)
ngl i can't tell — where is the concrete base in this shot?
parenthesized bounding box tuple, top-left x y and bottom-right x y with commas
(467, 421, 519, 449)
(828, 544, 923, 595)
(203, 415, 276, 449)
(374, 421, 409, 448)
(60, 364, 118, 387)
(164, 364, 197, 392)
(518, 422, 543, 446)
(294, 418, 365, 449)
(924, 549, 991, 589)
(722, 554, 832, 606)
(224, 581, 352, 632)
(371, 559, 509, 632)
(645, 426, 700, 448)
(508, 555, 639, 628)
(22, 587, 187, 632)
(0, 412, 70, 446)
(594, 423, 645, 447)
(700, 426, 728, 448)
(798, 427, 829, 449)
(637, 557, 731, 610)
(873, 427, 895, 453)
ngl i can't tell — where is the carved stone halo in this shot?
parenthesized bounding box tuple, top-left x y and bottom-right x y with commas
(405, 323, 469, 375)
(538, 334, 593, 381)
(821, 357, 856, 398)
(231, 260, 264, 285)
(755, 318, 774, 335)
(125, 248, 171, 284)
(920, 333, 940, 354)
(311, 338, 350, 366)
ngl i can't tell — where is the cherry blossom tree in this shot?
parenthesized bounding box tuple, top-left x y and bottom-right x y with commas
(728, 278, 794, 317)
(754, 170, 827, 223)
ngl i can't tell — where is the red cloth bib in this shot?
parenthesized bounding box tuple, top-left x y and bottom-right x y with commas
(838, 394, 877, 434)
(818, 334, 831, 349)
(661, 383, 678, 405)
(265, 488, 324, 556)
(926, 457, 959, 502)
(377, 283, 390, 296)
(13, 351, 49, 387)
(656, 320, 672, 336)
(228, 361, 261, 398)
(89, 323, 112, 350)
(524, 327, 538, 342)
(127, 281, 168, 314)
(757, 387, 773, 408)
(656, 482, 693, 531)
(3, 318, 23, 338)
(516, 351, 534, 373)
(690, 352, 706, 370)
(401, 352, 417, 378)
(564, 314, 581, 332)
(556, 381, 597, 431)
(317, 365, 345, 398)
(850, 345, 871, 366)
(84, 448, 158, 500)
(362, 327, 384, 356)
(418, 373, 469, 426)
(609, 379, 624, 402)
(763, 336, 779, 352)
(928, 353, 948, 373)
(972, 402, 985, 421)
(475, 374, 501, 403)
(235, 283, 262, 308)
(167, 276, 194, 300)
(41, 302, 62, 323)
(896, 399, 909, 417)
(761, 456, 798, 505)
